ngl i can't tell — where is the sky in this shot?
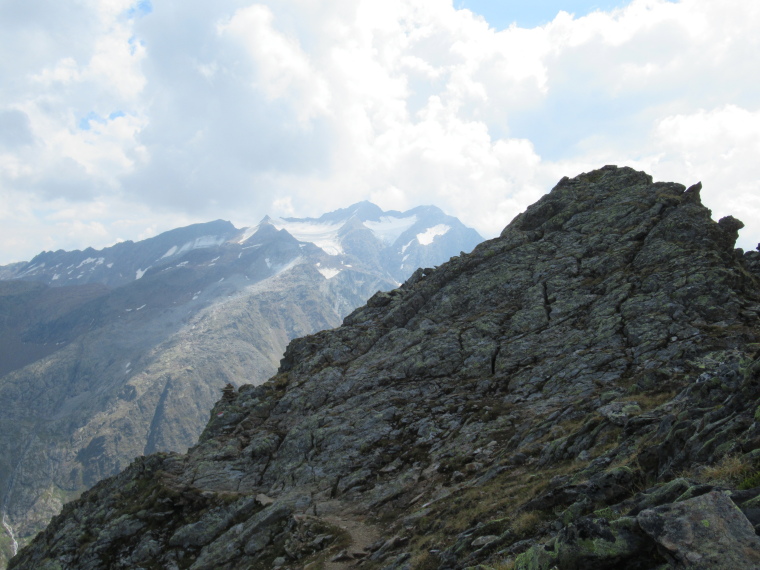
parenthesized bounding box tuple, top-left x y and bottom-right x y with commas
(0, 0, 759, 264)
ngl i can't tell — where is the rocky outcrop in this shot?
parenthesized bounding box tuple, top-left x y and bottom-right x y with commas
(10, 166, 760, 569)
(638, 491, 760, 567)
(516, 487, 760, 569)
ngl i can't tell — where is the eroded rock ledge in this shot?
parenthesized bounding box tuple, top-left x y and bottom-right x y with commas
(11, 166, 760, 569)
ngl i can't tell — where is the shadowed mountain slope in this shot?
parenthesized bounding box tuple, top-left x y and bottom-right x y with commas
(0, 205, 482, 567)
(10, 166, 760, 569)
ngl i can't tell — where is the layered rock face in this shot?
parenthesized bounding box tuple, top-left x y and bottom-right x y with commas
(11, 166, 760, 569)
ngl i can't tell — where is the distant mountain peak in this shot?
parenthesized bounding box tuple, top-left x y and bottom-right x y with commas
(345, 200, 385, 221)
(261, 202, 482, 280)
(281, 200, 385, 225)
(0, 202, 482, 291)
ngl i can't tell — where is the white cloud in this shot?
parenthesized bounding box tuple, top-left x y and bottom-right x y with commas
(649, 104, 760, 249)
(0, 0, 758, 263)
(218, 4, 331, 122)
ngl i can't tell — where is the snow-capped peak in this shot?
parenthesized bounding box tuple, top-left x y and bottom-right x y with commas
(235, 202, 473, 260)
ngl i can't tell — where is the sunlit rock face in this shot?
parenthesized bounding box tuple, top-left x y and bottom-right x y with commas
(0, 203, 481, 568)
(10, 166, 760, 570)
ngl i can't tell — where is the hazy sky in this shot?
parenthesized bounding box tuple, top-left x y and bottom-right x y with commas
(1, 0, 758, 264)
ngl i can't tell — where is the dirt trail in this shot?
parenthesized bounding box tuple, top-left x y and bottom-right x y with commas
(321, 513, 382, 569)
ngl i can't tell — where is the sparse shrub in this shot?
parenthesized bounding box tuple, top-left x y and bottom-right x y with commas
(739, 471, 760, 490)
(593, 506, 623, 522)
(414, 551, 443, 569)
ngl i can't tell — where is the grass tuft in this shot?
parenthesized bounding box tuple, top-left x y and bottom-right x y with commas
(511, 511, 542, 537)
(699, 454, 752, 486)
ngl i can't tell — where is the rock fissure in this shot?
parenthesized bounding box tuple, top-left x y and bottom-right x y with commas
(142, 375, 173, 456)
(541, 281, 552, 322)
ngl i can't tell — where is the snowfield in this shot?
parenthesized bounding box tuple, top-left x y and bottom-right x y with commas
(269, 219, 345, 255)
(364, 215, 418, 245)
(317, 266, 341, 279)
(416, 224, 450, 245)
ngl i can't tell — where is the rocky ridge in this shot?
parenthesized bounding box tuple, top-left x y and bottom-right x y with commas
(10, 166, 760, 569)
(0, 204, 482, 567)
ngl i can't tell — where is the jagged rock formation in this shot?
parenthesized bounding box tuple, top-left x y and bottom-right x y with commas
(10, 166, 760, 569)
(0, 204, 481, 567)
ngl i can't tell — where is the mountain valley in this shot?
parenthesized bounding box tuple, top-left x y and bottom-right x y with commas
(0, 203, 482, 567)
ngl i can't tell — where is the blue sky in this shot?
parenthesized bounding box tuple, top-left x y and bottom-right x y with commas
(457, 0, 634, 29)
(0, 0, 758, 263)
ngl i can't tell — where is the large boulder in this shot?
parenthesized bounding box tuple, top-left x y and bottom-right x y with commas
(638, 490, 760, 568)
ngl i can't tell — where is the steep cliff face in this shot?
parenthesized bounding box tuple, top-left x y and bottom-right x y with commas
(11, 166, 760, 569)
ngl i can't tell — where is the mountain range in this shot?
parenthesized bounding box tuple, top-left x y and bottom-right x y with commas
(1, 202, 478, 290)
(10, 166, 760, 569)
(0, 202, 482, 567)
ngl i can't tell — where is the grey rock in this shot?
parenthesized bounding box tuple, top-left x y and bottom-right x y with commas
(471, 535, 499, 547)
(331, 549, 353, 561)
(597, 401, 641, 426)
(638, 491, 760, 568)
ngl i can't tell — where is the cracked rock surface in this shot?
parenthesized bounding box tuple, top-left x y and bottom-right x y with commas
(11, 166, 760, 569)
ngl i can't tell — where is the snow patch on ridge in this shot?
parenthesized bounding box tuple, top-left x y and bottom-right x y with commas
(365, 216, 418, 245)
(174, 236, 226, 257)
(270, 219, 344, 255)
(270, 256, 303, 277)
(161, 246, 178, 259)
(76, 257, 104, 269)
(417, 224, 450, 246)
(237, 225, 260, 244)
(317, 267, 341, 280)
(19, 262, 44, 276)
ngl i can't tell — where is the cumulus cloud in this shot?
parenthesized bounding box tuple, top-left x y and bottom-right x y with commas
(218, 4, 331, 121)
(649, 105, 760, 248)
(0, 110, 34, 148)
(0, 0, 758, 263)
